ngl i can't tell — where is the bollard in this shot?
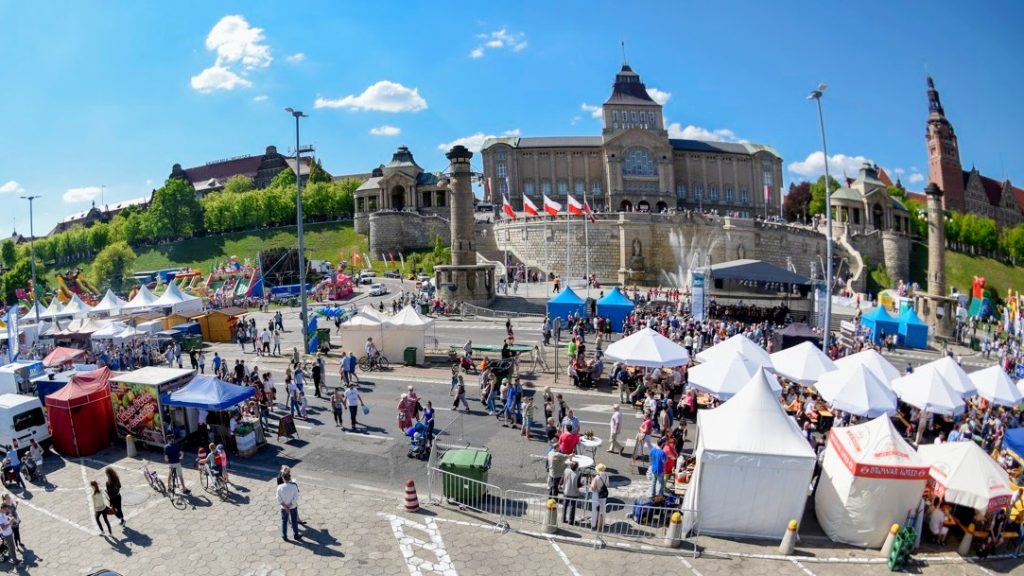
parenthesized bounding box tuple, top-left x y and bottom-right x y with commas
(880, 523, 899, 557)
(664, 511, 683, 548)
(779, 519, 798, 555)
(126, 434, 137, 458)
(957, 523, 974, 556)
(403, 480, 420, 512)
(543, 498, 558, 534)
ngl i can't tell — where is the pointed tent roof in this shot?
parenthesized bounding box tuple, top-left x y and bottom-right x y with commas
(343, 306, 386, 327)
(596, 287, 634, 308)
(59, 317, 108, 336)
(815, 364, 898, 417)
(43, 298, 67, 318)
(153, 282, 198, 307)
(919, 356, 976, 397)
(91, 321, 128, 340)
(548, 286, 585, 305)
(892, 367, 965, 416)
(698, 369, 816, 458)
(688, 354, 782, 401)
(827, 416, 928, 477)
(62, 293, 93, 315)
(123, 284, 158, 311)
(386, 305, 434, 328)
(20, 301, 48, 321)
(163, 375, 255, 411)
(91, 290, 128, 314)
(918, 442, 1014, 512)
(603, 327, 690, 368)
(695, 333, 773, 369)
(43, 346, 87, 368)
(968, 365, 1023, 407)
(898, 308, 927, 325)
(769, 341, 836, 386)
(862, 306, 896, 323)
(833, 349, 901, 386)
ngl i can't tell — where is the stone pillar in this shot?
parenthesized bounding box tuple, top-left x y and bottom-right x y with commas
(925, 182, 945, 296)
(448, 145, 476, 266)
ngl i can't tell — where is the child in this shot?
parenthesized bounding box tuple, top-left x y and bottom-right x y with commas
(297, 390, 308, 420)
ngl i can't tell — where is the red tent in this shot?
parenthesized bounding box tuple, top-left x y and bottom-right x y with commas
(43, 346, 86, 368)
(45, 367, 115, 457)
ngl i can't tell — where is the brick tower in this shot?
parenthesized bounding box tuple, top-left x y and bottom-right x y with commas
(915, 181, 955, 339)
(925, 77, 965, 212)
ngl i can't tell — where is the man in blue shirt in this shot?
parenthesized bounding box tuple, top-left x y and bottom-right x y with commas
(649, 438, 666, 497)
(5, 441, 24, 489)
(164, 439, 189, 493)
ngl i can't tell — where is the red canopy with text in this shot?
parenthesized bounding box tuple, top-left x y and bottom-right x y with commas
(45, 366, 115, 457)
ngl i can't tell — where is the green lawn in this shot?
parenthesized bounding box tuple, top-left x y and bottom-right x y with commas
(909, 241, 1022, 305)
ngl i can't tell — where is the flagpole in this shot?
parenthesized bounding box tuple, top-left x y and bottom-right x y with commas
(565, 208, 570, 285)
(584, 191, 591, 298)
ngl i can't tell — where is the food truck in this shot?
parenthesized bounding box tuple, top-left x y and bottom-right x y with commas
(0, 361, 45, 395)
(109, 367, 194, 447)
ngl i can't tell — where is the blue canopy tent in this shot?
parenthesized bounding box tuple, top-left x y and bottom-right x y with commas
(547, 287, 586, 322)
(596, 287, 635, 332)
(162, 375, 255, 411)
(897, 308, 929, 349)
(1005, 428, 1024, 465)
(860, 307, 899, 344)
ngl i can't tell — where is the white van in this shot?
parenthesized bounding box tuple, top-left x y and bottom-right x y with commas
(0, 394, 51, 451)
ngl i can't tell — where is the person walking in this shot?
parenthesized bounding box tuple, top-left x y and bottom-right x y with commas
(272, 330, 282, 356)
(590, 463, 609, 531)
(1, 495, 21, 550)
(562, 460, 583, 525)
(339, 352, 350, 387)
(608, 404, 624, 454)
(5, 442, 24, 490)
(451, 376, 470, 413)
(276, 470, 302, 541)
(343, 383, 365, 431)
(198, 350, 206, 374)
(312, 355, 323, 398)
(105, 467, 125, 527)
(90, 480, 113, 536)
(331, 388, 346, 427)
(0, 503, 19, 565)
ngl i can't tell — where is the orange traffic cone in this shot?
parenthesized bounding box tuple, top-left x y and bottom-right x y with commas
(404, 479, 420, 512)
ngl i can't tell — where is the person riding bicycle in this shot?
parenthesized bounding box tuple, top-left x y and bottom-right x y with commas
(163, 438, 190, 494)
(203, 443, 221, 486)
(365, 337, 381, 365)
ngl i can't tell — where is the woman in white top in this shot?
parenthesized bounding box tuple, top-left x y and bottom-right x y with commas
(590, 463, 610, 531)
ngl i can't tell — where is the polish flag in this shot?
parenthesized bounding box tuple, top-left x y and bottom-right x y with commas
(523, 195, 539, 216)
(583, 199, 596, 223)
(502, 195, 517, 219)
(484, 177, 492, 201)
(567, 194, 584, 216)
(543, 195, 562, 216)
(764, 184, 771, 204)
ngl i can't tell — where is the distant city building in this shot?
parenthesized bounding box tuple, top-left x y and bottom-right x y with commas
(481, 63, 784, 217)
(925, 77, 1024, 227)
(167, 145, 320, 199)
(48, 196, 151, 236)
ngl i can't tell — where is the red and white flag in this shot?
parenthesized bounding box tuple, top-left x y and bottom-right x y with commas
(567, 194, 584, 216)
(523, 195, 539, 216)
(764, 184, 771, 204)
(502, 195, 517, 220)
(583, 199, 596, 223)
(543, 195, 562, 216)
(484, 177, 492, 201)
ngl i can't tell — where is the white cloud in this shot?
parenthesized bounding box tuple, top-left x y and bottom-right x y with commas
(788, 151, 873, 179)
(470, 28, 527, 58)
(666, 122, 743, 143)
(369, 125, 401, 136)
(580, 103, 602, 119)
(286, 52, 305, 63)
(206, 15, 272, 70)
(191, 65, 252, 93)
(0, 180, 24, 194)
(437, 129, 520, 153)
(908, 172, 925, 184)
(314, 81, 428, 112)
(62, 186, 102, 203)
(252, 94, 268, 102)
(647, 87, 671, 105)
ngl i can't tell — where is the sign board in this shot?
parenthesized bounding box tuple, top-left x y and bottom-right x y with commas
(277, 414, 298, 440)
(5, 305, 20, 361)
(814, 280, 828, 333)
(690, 271, 706, 322)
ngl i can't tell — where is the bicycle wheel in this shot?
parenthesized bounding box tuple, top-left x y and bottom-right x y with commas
(200, 470, 210, 491)
(358, 356, 370, 371)
(170, 491, 187, 510)
(378, 356, 389, 370)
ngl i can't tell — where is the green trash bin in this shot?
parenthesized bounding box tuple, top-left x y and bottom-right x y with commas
(404, 346, 418, 366)
(317, 328, 331, 348)
(439, 449, 491, 502)
(420, 303, 429, 315)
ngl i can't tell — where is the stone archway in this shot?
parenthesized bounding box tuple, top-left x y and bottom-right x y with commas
(872, 203, 883, 230)
(655, 201, 668, 213)
(619, 200, 633, 212)
(391, 185, 406, 211)
(637, 200, 651, 213)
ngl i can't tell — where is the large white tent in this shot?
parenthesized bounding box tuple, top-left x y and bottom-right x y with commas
(20, 301, 49, 323)
(814, 416, 929, 547)
(918, 356, 976, 398)
(688, 355, 782, 401)
(384, 306, 434, 364)
(43, 298, 69, 319)
(833, 349, 901, 387)
(61, 293, 93, 318)
(91, 321, 128, 342)
(814, 364, 897, 418)
(891, 369, 965, 416)
(917, 442, 1013, 512)
(90, 290, 128, 318)
(151, 282, 204, 314)
(339, 306, 388, 360)
(682, 369, 816, 539)
(603, 327, 689, 368)
(695, 333, 773, 369)
(769, 341, 836, 386)
(969, 365, 1023, 407)
(123, 285, 159, 313)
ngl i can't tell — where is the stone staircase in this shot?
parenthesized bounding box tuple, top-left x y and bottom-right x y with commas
(474, 221, 521, 278)
(837, 230, 865, 294)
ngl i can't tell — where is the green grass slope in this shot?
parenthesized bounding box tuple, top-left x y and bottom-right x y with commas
(909, 241, 1024, 305)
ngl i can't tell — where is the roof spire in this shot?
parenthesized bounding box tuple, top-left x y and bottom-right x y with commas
(621, 40, 627, 66)
(927, 75, 945, 117)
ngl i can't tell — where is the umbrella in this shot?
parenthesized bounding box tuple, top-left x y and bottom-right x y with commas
(969, 365, 1023, 407)
(769, 341, 836, 386)
(688, 355, 782, 401)
(891, 369, 965, 417)
(918, 356, 976, 398)
(695, 334, 773, 369)
(814, 364, 897, 417)
(833, 349, 901, 387)
(917, 442, 1014, 512)
(603, 327, 690, 368)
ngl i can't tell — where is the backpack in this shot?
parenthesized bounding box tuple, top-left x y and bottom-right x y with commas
(598, 476, 609, 499)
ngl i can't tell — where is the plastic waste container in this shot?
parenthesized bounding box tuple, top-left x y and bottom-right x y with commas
(317, 328, 331, 348)
(439, 449, 491, 502)
(404, 347, 418, 366)
(420, 303, 429, 315)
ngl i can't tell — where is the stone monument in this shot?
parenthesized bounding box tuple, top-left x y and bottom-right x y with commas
(434, 145, 496, 306)
(914, 182, 956, 339)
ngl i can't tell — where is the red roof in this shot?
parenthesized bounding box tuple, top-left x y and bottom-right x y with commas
(978, 174, 1005, 206)
(184, 156, 264, 185)
(875, 166, 895, 187)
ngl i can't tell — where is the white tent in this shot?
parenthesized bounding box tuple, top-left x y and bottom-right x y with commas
(969, 365, 1023, 407)
(688, 354, 782, 401)
(891, 368, 965, 416)
(136, 318, 164, 335)
(603, 327, 690, 368)
(43, 298, 68, 318)
(339, 306, 387, 360)
(814, 416, 929, 547)
(19, 301, 49, 323)
(58, 317, 108, 336)
(833, 349, 901, 387)
(91, 322, 128, 342)
(695, 333, 773, 369)
(814, 364, 897, 417)
(917, 442, 1013, 512)
(61, 293, 93, 317)
(152, 282, 204, 314)
(918, 356, 976, 398)
(123, 285, 159, 313)
(683, 369, 816, 539)
(384, 306, 434, 364)
(769, 341, 836, 386)
(90, 290, 128, 317)
(113, 325, 140, 342)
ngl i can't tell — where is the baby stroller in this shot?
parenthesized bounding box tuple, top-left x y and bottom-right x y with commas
(23, 456, 45, 484)
(0, 458, 17, 487)
(406, 422, 430, 460)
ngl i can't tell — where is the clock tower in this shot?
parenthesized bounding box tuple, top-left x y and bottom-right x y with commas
(925, 76, 964, 212)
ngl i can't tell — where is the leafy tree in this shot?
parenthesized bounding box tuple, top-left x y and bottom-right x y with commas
(0, 258, 34, 304)
(1001, 225, 1024, 264)
(905, 199, 927, 238)
(334, 178, 359, 216)
(782, 182, 812, 223)
(90, 241, 137, 293)
(944, 211, 962, 250)
(308, 158, 331, 184)
(808, 175, 841, 217)
(147, 178, 202, 240)
(886, 186, 908, 204)
(223, 175, 255, 195)
(270, 168, 296, 190)
(88, 222, 111, 253)
(0, 240, 15, 269)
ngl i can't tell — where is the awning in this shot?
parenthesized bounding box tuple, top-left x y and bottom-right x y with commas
(709, 259, 810, 286)
(162, 375, 255, 411)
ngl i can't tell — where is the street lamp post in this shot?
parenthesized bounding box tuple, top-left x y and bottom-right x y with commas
(286, 107, 310, 351)
(807, 84, 833, 351)
(20, 195, 41, 324)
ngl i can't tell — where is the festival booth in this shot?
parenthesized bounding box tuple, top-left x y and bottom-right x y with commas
(603, 327, 690, 368)
(859, 307, 899, 344)
(695, 333, 774, 369)
(595, 287, 635, 332)
(19, 301, 49, 324)
(546, 287, 586, 322)
(109, 367, 195, 448)
(917, 442, 1013, 513)
(162, 375, 262, 456)
(897, 308, 929, 349)
(769, 341, 836, 386)
(89, 290, 128, 318)
(56, 318, 108, 347)
(45, 367, 116, 457)
(0, 360, 44, 394)
(814, 416, 929, 547)
(771, 323, 820, 351)
(197, 307, 247, 342)
(122, 284, 159, 314)
(683, 369, 816, 538)
(90, 321, 128, 345)
(43, 298, 70, 319)
(152, 282, 204, 315)
(384, 306, 434, 365)
(43, 346, 87, 369)
(31, 368, 79, 404)
(339, 306, 387, 357)
(60, 293, 93, 318)
(688, 355, 781, 401)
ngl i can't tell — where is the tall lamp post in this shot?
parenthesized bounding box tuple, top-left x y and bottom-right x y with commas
(807, 84, 833, 351)
(20, 195, 41, 324)
(285, 107, 310, 350)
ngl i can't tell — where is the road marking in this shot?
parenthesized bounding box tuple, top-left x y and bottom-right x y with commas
(970, 561, 996, 576)
(14, 491, 94, 535)
(79, 459, 96, 530)
(342, 430, 396, 441)
(679, 556, 705, 576)
(381, 512, 459, 576)
(790, 559, 816, 576)
(548, 539, 583, 576)
(350, 483, 404, 496)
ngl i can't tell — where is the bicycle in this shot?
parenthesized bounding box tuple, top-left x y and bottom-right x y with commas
(358, 354, 390, 372)
(143, 463, 165, 493)
(166, 466, 189, 510)
(198, 460, 230, 500)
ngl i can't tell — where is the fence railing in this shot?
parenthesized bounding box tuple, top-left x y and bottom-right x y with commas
(460, 302, 545, 319)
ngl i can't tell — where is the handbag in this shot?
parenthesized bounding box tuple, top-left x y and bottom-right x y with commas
(362, 405, 370, 415)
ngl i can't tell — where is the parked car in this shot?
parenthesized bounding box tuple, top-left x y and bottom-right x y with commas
(359, 275, 374, 285)
(416, 273, 431, 282)
(360, 269, 377, 278)
(370, 283, 388, 296)
(383, 270, 401, 279)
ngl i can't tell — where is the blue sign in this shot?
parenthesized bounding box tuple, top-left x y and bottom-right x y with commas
(1015, 363, 1024, 380)
(691, 271, 706, 322)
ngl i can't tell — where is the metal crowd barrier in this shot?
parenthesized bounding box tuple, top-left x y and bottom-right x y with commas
(426, 466, 507, 529)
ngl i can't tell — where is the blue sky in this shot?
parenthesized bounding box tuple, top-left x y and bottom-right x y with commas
(1, 1, 1022, 234)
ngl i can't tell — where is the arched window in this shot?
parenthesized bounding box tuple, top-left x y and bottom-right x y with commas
(622, 147, 657, 177)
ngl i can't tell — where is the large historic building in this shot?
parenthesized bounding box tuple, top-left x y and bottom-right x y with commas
(925, 77, 1024, 227)
(168, 145, 318, 199)
(48, 196, 151, 237)
(481, 64, 784, 217)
